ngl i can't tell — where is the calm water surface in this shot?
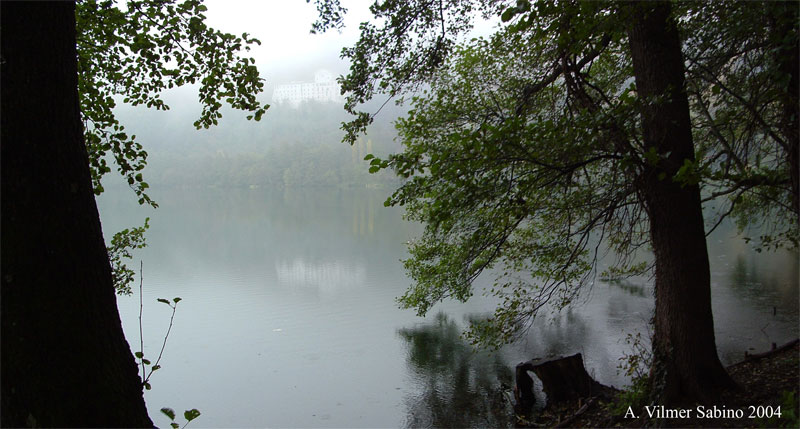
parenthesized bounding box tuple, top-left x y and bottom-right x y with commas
(98, 187, 798, 428)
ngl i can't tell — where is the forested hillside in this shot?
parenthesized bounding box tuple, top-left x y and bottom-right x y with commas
(113, 87, 403, 188)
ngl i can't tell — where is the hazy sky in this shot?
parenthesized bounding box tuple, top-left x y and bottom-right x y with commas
(113, 0, 499, 123)
(200, 0, 499, 84)
(203, 0, 375, 82)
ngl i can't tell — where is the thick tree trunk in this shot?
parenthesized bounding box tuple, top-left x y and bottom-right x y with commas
(626, 1, 736, 405)
(1, 2, 153, 427)
(772, 2, 800, 222)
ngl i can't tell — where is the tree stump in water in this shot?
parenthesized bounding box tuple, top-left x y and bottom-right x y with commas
(513, 362, 537, 421)
(517, 353, 615, 407)
(514, 362, 536, 407)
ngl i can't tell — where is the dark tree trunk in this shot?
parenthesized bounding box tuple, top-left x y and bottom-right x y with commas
(772, 2, 800, 222)
(626, 1, 736, 405)
(1, 2, 153, 427)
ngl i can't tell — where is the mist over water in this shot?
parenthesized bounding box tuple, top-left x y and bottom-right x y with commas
(98, 186, 798, 428)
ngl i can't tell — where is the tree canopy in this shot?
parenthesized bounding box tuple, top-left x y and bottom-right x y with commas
(681, 1, 798, 249)
(76, 0, 268, 205)
(75, 0, 271, 294)
(317, 0, 797, 404)
(321, 0, 798, 346)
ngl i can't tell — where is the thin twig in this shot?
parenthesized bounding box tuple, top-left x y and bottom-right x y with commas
(145, 301, 177, 385)
(138, 260, 145, 383)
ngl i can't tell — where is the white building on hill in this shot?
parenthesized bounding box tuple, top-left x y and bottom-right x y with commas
(272, 70, 342, 107)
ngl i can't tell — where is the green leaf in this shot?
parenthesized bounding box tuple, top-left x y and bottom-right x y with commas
(142, 358, 151, 365)
(184, 409, 201, 422)
(170, 424, 180, 429)
(173, 297, 182, 303)
(363, 153, 374, 161)
(161, 407, 176, 421)
(157, 298, 170, 305)
(135, 351, 144, 358)
(144, 382, 151, 390)
(77, 0, 267, 206)
(643, 147, 659, 165)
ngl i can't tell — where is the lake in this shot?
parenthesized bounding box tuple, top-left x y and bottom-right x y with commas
(98, 186, 798, 428)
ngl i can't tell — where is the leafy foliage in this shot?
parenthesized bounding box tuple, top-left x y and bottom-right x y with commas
(76, 0, 267, 205)
(78, 0, 269, 293)
(316, 0, 798, 349)
(313, 0, 502, 144)
(681, 1, 799, 250)
(369, 4, 650, 347)
(308, 0, 347, 34)
(762, 390, 799, 428)
(161, 407, 201, 429)
(108, 217, 149, 295)
(609, 331, 653, 416)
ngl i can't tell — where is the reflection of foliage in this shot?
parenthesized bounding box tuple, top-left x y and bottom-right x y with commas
(731, 254, 756, 293)
(397, 313, 514, 428)
(730, 254, 785, 306)
(605, 279, 646, 298)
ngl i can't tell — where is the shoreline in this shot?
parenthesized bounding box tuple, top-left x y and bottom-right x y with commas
(525, 339, 799, 428)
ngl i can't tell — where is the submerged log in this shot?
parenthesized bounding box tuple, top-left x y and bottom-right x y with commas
(520, 353, 615, 406)
(742, 338, 799, 362)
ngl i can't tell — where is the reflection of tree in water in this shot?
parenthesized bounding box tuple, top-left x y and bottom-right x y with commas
(731, 254, 763, 294)
(398, 313, 514, 428)
(730, 254, 798, 316)
(605, 279, 647, 297)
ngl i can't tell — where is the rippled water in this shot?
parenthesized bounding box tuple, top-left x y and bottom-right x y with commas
(98, 187, 798, 428)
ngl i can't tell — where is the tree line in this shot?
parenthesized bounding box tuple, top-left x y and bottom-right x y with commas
(115, 99, 402, 188)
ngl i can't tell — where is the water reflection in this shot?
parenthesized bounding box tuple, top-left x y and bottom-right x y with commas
(96, 187, 798, 427)
(274, 258, 366, 296)
(727, 252, 786, 310)
(605, 279, 647, 297)
(398, 313, 514, 428)
(706, 221, 799, 362)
